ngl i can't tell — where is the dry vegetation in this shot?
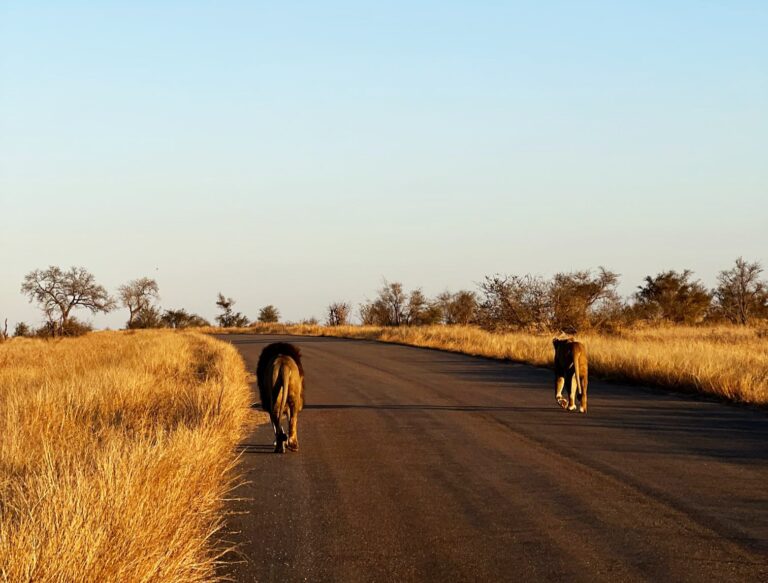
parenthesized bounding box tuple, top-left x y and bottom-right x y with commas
(0, 330, 252, 582)
(203, 323, 768, 406)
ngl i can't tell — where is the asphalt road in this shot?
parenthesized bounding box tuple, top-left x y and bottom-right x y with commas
(218, 335, 768, 582)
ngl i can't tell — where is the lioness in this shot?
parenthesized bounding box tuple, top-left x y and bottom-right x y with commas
(256, 342, 305, 453)
(552, 337, 588, 413)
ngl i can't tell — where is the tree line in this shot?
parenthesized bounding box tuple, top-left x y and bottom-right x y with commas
(8, 266, 281, 338)
(324, 257, 767, 332)
(4, 257, 765, 339)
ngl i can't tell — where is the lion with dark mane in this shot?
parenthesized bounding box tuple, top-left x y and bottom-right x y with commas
(256, 342, 305, 453)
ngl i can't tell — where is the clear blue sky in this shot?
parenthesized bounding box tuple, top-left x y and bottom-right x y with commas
(1, 1, 766, 328)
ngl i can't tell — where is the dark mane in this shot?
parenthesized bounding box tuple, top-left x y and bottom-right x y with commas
(256, 342, 304, 382)
(256, 342, 304, 412)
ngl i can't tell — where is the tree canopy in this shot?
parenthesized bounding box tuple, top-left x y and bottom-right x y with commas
(21, 266, 114, 335)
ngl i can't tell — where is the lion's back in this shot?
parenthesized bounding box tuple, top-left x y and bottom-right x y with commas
(256, 343, 304, 411)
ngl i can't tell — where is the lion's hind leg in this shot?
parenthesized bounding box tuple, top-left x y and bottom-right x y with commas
(286, 389, 300, 452)
(270, 386, 289, 454)
(270, 412, 288, 453)
(286, 407, 299, 452)
(578, 370, 588, 414)
(567, 373, 578, 411)
(555, 375, 568, 409)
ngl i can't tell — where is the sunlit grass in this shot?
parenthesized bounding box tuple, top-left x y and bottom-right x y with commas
(0, 330, 252, 582)
(203, 322, 768, 406)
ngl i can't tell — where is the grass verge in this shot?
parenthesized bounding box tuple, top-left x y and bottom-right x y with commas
(201, 323, 768, 407)
(0, 330, 252, 582)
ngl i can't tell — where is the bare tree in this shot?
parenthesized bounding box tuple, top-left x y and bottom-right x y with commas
(477, 274, 551, 330)
(326, 301, 351, 326)
(403, 289, 442, 325)
(359, 302, 379, 326)
(378, 281, 408, 326)
(715, 258, 767, 325)
(476, 268, 619, 332)
(20, 266, 115, 336)
(359, 281, 431, 326)
(42, 304, 57, 336)
(0, 318, 8, 342)
(436, 290, 478, 325)
(118, 277, 160, 329)
(403, 289, 427, 325)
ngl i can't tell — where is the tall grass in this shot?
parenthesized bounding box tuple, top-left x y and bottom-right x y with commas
(203, 323, 768, 406)
(0, 330, 251, 582)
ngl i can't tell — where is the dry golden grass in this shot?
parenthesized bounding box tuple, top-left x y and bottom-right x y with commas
(201, 322, 768, 406)
(0, 330, 252, 582)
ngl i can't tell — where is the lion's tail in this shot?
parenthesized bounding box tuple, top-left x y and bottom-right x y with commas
(275, 362, 291, 421)
(573, 357, 583, 396)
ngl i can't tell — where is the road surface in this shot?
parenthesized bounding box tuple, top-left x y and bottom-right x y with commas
(218, 335, 768, 582)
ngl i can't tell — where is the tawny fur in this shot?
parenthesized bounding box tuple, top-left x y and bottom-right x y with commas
(256, 343, 305, 452)
(552, 338, 589, 413)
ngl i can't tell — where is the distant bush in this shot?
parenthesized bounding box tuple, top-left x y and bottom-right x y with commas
(713, 258, 768, 325)
(477, 274, 551, 331)
(359, 281, 443, 326)
(258, 305, 280, 323)
(215, 293, 250, 328)
(633, 270, 711, 324)
(549, 268, 621, 332)
(13, 322, 32, 337)
(60, 317, 93, 337)
(161, 309, 210, 329)
(436, 290, 478, 325)
(130, 306, 164, 329)
(30, 317, 93, 338)
(119, 277, 160, 329)
(326, 302, 351, 326)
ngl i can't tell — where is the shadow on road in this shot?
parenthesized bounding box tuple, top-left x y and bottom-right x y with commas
(222, 336, 372, 346)
(235, 443, 275, 454)
(304, 403, 551, 413)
